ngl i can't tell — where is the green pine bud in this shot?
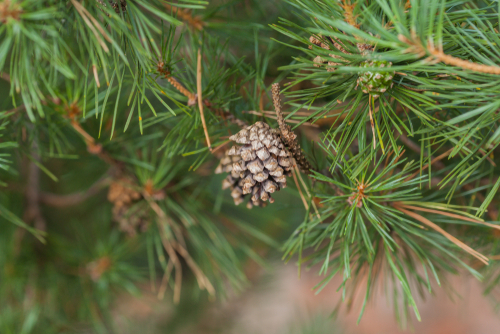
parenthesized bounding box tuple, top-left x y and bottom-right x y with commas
(356, 60, 395, 98)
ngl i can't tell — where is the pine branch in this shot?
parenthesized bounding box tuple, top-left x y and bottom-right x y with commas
(340, 0, 360, 29)
(242, 110, 319, 127)
(23, 137, 45, 232)
(165, 75, 197, 105)
(399, 33, 500, 74)
(24, 159, 45, 232)
(40, 175, 112, 207)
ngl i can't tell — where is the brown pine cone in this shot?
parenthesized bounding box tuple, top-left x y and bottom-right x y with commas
(107, 178, 140, 206)
(107, 178, 148, 236)
(216, 121, 293, 207)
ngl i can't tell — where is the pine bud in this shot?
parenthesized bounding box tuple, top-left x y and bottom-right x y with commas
(356, 60, 395, 98)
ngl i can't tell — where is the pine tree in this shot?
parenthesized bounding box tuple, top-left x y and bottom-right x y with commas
(0, 0, 499, 332)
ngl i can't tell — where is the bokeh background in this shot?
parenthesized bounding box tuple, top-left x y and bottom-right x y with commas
(101, 260, 500, 334)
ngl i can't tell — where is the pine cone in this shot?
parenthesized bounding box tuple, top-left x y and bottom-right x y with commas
(108, 178, 148, 236)
(356, 60, 394, 98)
(215, 121, 293, 207)
(107, 178, 140, 206)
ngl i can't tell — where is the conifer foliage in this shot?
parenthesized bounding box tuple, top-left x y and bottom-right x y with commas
(274, 0, 500, 323)
(0, 0, 500, 332)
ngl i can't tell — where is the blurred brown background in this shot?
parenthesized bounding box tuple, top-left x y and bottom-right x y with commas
(111, 262, 500, 334)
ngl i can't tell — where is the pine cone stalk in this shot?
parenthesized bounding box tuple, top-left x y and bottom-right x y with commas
(271, 83, 314, 174)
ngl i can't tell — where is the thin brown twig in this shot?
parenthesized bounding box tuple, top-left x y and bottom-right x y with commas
(92, 65, 101, 88)
(258, 87, 264, 113)
(292, 168, 309, 211)
(272, 83, 289, 138)
(468, 143, 496, 167)
(394, 205, 489, 265)
(243, 110, 319, 127)
(399, 33, 500, 75)
(161, 65, 244, 143)
(254, 109, 321, 117)
(197, 48, 211, 151)
(24, 149, 46, 232)
(294, 165, 322, 221)
(428, 44, 500, 74)
(67, 117, 120, 167)
(211, 140, 230, 154)
(40, 175, 111, 207)
(166, 76, 196, 104)
(157, 260, 174, 299)
(71, 120, 95, 144)
(396, 203, 500, 231)
(272, 83, 314, 174)
(380, 148, 405, 182)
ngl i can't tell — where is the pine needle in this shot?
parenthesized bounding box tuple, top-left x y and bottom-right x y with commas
(197, 48, 211, 151)
(71, 0, 110, 52)
(405, 148, 453, 182)
(92, 64, 100, 88)
(292, 168, 309, 211)
(294, 165, 322, 221)
(368, 95, 376, 149)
